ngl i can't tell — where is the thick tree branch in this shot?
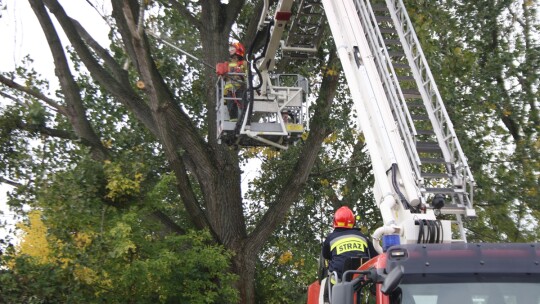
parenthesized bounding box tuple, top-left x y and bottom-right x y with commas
(0, 91, 22, 106)
(111, 0, 141, 69)
(169, 151, 211, 231)
(71, 20, 131, 86)
(29, 0, 108, 161)
(111, 0, 223, 235)
(42, 0, 159, 138)
(149, 209, 186, 235)
(15, 121, 77, 141)
(0, 74, 67, 116)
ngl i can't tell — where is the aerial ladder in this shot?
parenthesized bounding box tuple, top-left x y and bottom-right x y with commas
(319, 0, 477, 246)
(240, 0, 475, 246)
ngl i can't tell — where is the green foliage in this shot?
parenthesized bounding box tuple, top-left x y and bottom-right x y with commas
(1, 229, 238, 304)
(0, 255, 94, 304)
(2, 166, 238, 302)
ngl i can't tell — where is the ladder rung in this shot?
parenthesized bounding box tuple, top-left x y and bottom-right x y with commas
(424, 187, 463, 194)
(370, 4, 388, 12)
(375, 16, 393, 22)
(416, 129, 435, 135)
(291, 33, 321, 38)
(439, 206, 469, 215)
(411, 114, 429, 121)
(420, 157, 448, 164)
(392, 63, 410, 69)
(294, 22, 324, 28)
(379, 28, 397, 34)
(402, 89, 421, 98)
(397, 75, 414, 81)
(387, 50, 405, 57)
(303, 0, 323, 5)
(384, 38, 402, 45)
(407, 101, 423, 107)
(421, 172, 451, 178)
(282, 52, 313, 59)
(416, 141, 441, 153)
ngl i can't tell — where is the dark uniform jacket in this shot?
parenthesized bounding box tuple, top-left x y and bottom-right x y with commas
(322, 228, 378, 279)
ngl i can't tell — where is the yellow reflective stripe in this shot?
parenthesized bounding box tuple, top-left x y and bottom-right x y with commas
(330, 236, 367, 255)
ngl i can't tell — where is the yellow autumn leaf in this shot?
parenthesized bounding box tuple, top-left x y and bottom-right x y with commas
(325, 67, 339, 76)
(73, 265, 98, 284)
(73, 232, 94, 249)
(278, 250, 293, 265)
(262, 148, 278, 159)
(16, 210, 52, 264)
(324, 132, 337, 144)
(101, 139, 113, 149)
(104, 161, 145, 200)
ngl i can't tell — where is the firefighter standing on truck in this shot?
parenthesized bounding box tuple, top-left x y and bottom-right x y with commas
(224, 42, 247, 122)
(322, 206, 378, 283)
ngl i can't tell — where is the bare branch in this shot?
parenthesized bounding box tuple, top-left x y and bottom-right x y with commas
(0, 91, 25, 107)
(149, 209, 187, 235)
(30, 0, 108, 161)
(0, 74, 67, 115)
(71, 19, 130, 85)
(15, 121, 77, 141)
(42, 0, 159, 138)
(0, 177, 23, 188)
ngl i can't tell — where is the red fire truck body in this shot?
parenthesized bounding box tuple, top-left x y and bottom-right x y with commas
(308, 243, 540, 304)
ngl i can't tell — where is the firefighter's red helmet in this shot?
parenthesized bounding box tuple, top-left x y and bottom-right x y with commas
(333, 206, 355, 228)
(229, 42, 245, 58)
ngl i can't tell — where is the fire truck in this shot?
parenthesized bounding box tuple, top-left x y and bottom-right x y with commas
(214, 0, 540, 303)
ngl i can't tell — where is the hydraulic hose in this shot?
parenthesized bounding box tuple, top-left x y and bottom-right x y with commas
(242, 20, 274, 129)
(391, 163, 413, 211)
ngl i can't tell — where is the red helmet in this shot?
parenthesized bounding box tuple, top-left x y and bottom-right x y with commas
(229, 42, 245, 58)
(333, 206, 355, 228)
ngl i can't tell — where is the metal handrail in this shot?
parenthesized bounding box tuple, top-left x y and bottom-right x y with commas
(353, 0, 423, 184)
(386, 0, 475, 209)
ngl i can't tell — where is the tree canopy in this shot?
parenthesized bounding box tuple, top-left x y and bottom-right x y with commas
(0, 0, 538, 303)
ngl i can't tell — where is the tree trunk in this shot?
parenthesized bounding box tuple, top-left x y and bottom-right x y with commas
(233, 247, 258, 303)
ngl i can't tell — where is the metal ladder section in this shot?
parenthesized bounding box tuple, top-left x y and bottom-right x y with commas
(281, 0, 326, 59)
(352, 0, 476, 237)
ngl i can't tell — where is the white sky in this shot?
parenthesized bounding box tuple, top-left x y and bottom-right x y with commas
(0, 0, 111, 240)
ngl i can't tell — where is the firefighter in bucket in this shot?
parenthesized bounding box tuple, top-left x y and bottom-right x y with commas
(223, 42, 247, 122)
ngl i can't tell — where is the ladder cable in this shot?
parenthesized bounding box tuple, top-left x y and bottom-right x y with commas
(146, 30, 214, 70)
